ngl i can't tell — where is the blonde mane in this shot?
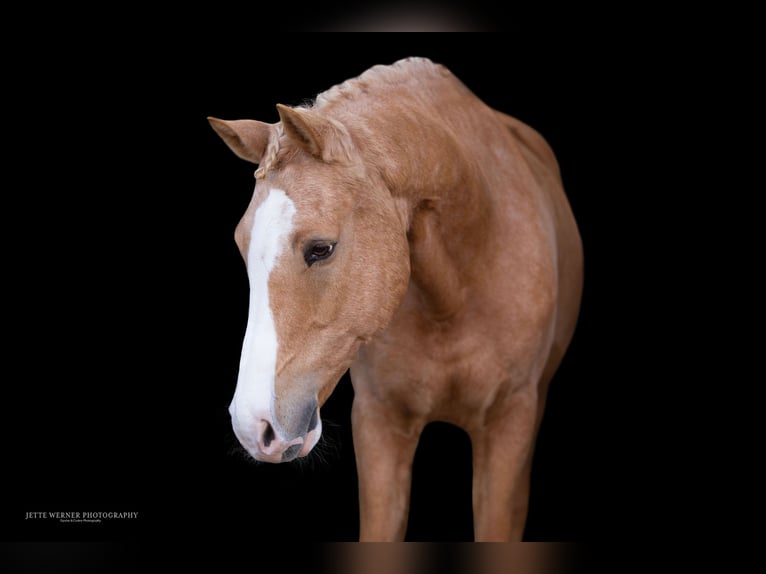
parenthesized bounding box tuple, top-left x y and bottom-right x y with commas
(254, 57, 447, 179)
(254, 123, 284, 179)
(314, 57, 445, 109)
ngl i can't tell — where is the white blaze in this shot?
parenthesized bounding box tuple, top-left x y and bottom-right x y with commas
(229, 188, 296, 445)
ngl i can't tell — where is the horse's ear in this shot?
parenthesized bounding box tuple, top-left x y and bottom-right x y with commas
(207, 117, 273, 164)
(276, 104, 351, 163)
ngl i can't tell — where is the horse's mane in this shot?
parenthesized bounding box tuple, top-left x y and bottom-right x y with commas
(314, 57, 445, 109)
(255, 58, 446, 179)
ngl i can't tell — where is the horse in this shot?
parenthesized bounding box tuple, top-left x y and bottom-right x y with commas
(208, 57, 583, 541)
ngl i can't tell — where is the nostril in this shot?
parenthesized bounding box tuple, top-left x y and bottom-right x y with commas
(262, 421, 275, 448)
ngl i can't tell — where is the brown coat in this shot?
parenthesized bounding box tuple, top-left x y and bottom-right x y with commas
(209, 57, 583, 541)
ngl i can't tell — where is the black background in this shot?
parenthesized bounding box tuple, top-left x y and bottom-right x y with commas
(2, 36, 644, 542)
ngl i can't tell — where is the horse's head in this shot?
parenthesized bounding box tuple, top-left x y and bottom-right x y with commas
(209, 105, 410, 462)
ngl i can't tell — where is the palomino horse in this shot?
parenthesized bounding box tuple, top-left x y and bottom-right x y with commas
(208, 57, 583, 541)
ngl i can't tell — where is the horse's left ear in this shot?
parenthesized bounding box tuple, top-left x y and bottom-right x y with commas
(276, 104, 352, 164)
(207, 117, 273, 165)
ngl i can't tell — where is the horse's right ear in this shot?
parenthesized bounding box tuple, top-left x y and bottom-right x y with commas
(207, 117, 273, 164)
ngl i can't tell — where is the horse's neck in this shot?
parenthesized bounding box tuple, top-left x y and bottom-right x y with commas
(328, 83, 498, 320)
(368, 111, 494, 321)
(402, 198, 469, 320)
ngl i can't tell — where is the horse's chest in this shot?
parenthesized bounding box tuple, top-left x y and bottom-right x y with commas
(357, 317, 515, 422)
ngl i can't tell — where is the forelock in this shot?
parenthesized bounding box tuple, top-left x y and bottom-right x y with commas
(254, 123, 286, 180)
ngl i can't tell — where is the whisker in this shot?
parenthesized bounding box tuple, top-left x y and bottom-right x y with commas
(293, 417, 345, 473)
(223, 428, 265, 467)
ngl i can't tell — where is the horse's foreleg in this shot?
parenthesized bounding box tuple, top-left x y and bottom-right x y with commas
(352, 395, 422, 541)
(470, 387, 538, 541)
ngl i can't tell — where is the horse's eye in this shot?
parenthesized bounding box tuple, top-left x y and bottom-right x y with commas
(304, 241, 336, 267)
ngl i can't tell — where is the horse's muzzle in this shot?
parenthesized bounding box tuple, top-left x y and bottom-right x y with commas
(230, 402, 321, 463)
